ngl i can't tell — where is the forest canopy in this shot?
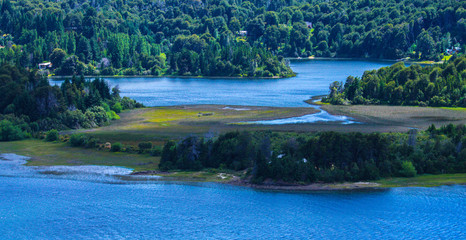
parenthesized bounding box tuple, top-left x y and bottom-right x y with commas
(323, 55, 466, 107)
(0, 0, 464, 77)
(159, 126, 466, 183)
(0, 64, 142, 141)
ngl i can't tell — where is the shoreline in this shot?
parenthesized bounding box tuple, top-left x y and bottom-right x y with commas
(226, 178, 383, 191)
(48, 74, 295, 80)
(46, 57, 438, 80)
(2, 151, 465, 192)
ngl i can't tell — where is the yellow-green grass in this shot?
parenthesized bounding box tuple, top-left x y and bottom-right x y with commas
(83, 105, 318, 143)
(376, 173, 466, 188)
(0, 139, 159, 172)
(80, 103, 466, 146)
(440, 107, 466, 111)
(442, 55, 452, 61)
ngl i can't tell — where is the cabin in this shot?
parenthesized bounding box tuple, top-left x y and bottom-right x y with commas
(237, 30, 248, 37)
(445, 46, 461, 55)
(305, 21, 313, 29)
(38, 62, 52, 70)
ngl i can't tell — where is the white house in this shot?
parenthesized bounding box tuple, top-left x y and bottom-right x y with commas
(38, 62, 52, 70)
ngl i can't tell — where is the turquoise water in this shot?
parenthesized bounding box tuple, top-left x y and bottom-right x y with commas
(0, 154, 465, 239)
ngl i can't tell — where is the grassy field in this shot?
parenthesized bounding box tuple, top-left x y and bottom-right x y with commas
(0, 139, 159, 172)
(68, 103, 466, 146)
(376, 173, 466, 187)
(82, 105, 319, 144)
(320, 104, 466, 132)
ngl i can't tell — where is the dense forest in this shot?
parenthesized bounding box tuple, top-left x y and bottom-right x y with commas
(0, 0, 464, 77)
(323, 55, 466, 107)
(0, 64, 142, 141)
(159, 126, 466, 183)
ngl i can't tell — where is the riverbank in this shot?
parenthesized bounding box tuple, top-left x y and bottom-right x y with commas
(1, 144, 465, 191)
(307, 98, 466, 131)
(48, 73, 294, 80)
(287, 56, 442, 65)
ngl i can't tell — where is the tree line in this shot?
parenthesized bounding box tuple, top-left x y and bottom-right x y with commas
(324, 55, 466, 107)
(0, 0, 465, 77)
(159, 126, 466, 183)
(0, 64, 142, 141)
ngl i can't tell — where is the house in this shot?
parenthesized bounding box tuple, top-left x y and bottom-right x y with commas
(305, 21, 313, 29)
(38, 62, 52, 70)
(445, 46, 462, 55)
(237, 30, 248, 37)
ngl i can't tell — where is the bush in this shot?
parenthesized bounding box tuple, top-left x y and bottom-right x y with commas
(45, 129, 59, 142)
(111, 142, 123, 152)
(70, 133, 87, 147)
(85, 137, 98, 148)
(138, 142, 153, 153)
(399, 161, 417, 177)
(0, 120, 26, 141)
(111, 102, 122, 113)
(107, 110, 120, 120)
(150, 145, 163, 156)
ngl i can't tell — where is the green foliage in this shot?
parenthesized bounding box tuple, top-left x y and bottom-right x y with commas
(111, 142, 123, 152)
(138, 141, 153, 153)
(0, 64, 141, 134)
(160, 127, 466, 183)
(69, 133, 87, 147)
(0, 119, 26, 141)
(150, 145, 163, 157)
(399, 161, 417, 177)
(45, 129, 59, 142)
(324, 56, 466, 107)
(3, 0, 461, 76)
(111, 102, 122, 113)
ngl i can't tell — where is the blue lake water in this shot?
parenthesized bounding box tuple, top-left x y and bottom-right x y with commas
(15, 60, 464, 239)
(51, 59, 392, 124)
(0, 154, 465, 239)
(51, 59, 392, 107)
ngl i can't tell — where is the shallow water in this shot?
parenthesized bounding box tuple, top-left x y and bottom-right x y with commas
(0, 154, 465, 239)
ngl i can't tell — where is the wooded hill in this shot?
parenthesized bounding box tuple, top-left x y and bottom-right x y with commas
(324, 55, 466, 107)
(0, 0, 464, 76)
(0, 64, 142, 141)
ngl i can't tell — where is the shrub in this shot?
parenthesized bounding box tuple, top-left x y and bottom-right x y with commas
(138, 142, 153, 151)
(150, 145, 163, 156)
(45, 129, 59, 142)
(70, 133, 87, 147)
(111, 102, 122, 113)
(107, 110, 120, 120)
(85, 137, 98, 148)
(399, 161, 417, 177)
(111, 142, 123, 152)
(0, 120, 26, 141)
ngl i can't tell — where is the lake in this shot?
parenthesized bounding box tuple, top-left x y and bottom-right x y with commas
(51, 59, 393, 124)
(12, 60, 462, 239)
(51, 59, 392, 107)
(0, 154, 465, 239)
